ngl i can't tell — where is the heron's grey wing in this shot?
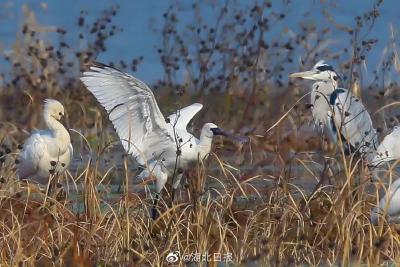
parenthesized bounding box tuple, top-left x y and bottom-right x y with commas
(80, 62, 174, 164)
(167, 103, 203, 130)
(372, 126, 400, 165)
(18, 132, 46, 179)
(330, 88, 378, 155)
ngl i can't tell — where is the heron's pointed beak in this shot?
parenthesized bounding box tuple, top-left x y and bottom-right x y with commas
(289, 70, 318, 80)
(211, 128, 250, 144)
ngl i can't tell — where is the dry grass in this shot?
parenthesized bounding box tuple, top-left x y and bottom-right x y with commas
(1, 0, 400, 266)
(2, 150, 400, 266)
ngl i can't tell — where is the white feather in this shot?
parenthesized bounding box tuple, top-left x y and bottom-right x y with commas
(372, 126, 400, 165)
(167, 103, 203, 130)
(18, 100, 72, 184)
(81, 64, 174, 164)
(371, 178, 400, 224)
(80, 63, 219, 193)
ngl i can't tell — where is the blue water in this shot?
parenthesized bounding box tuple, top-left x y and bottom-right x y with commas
(0, 0, 399, 84)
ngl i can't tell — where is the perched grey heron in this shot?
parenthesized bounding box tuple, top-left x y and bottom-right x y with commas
(18, 99, 73, 184)
(369, 126, 400, 224)
(290, 61, 378, 159)
(80, 62, 248, 218)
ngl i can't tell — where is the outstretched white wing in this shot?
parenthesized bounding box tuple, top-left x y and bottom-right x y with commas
(80, 62, 175, 164)
(167, 103, 203, 130)
(329, 88, 378, 157)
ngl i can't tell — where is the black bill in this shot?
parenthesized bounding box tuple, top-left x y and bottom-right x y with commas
(211, 128, 250, 144)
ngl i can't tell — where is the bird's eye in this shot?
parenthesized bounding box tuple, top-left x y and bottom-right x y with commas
(59, 112, 63, 116)
(333, 76, 339, 81)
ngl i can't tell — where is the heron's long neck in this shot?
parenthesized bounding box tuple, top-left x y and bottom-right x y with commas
(198, 131, 213, 158)
(44, 114, 70, 152)
(313, 80, 337, 95)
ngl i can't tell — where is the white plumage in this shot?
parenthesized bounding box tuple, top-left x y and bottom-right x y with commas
(80, 62, 246, 196)
(361, 126, 400, 224)
(18, 99, 73, 184)
(371, 178, 400, 224)
(371, 126, 400, 166)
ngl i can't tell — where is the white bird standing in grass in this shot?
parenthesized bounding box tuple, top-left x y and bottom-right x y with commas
(80, 62, 248, 218)
(290, 61, 378, 159)
(369, 126, 400, 224)
(18, 99, 73, 185)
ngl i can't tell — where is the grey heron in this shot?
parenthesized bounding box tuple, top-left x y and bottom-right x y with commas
(18, 99, 73, 184)
(80, 62, 248, 218)
(290, 61, 378, 159)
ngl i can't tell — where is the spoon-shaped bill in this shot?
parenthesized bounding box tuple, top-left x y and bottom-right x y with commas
(211, 128, 250, 144)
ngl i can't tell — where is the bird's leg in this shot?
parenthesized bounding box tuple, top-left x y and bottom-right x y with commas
(55, 175, 67, 202)
(311, 160, 331, 195)
(170, 189, 175, 204)
(321, 132, 329, 153)
(51, 172, 64, 200)
(151, 164, 168, 220)
(151, 193, 160, 220)
(321, 161, 334, 188)
(171, 172, 184, 203)
(42, 174, 55, 206)
(45, 160, 58, 200)
(53, 173, 60, 197)
(48, 180, 53, 196)
(313, 129, 332, 189)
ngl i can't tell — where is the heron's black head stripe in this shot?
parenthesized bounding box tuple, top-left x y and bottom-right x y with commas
(316, 65, 334, 72)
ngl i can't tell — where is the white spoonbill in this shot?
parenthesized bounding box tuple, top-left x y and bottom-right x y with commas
(18, 99, 73, 184)
(80, 62, 248, 217)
